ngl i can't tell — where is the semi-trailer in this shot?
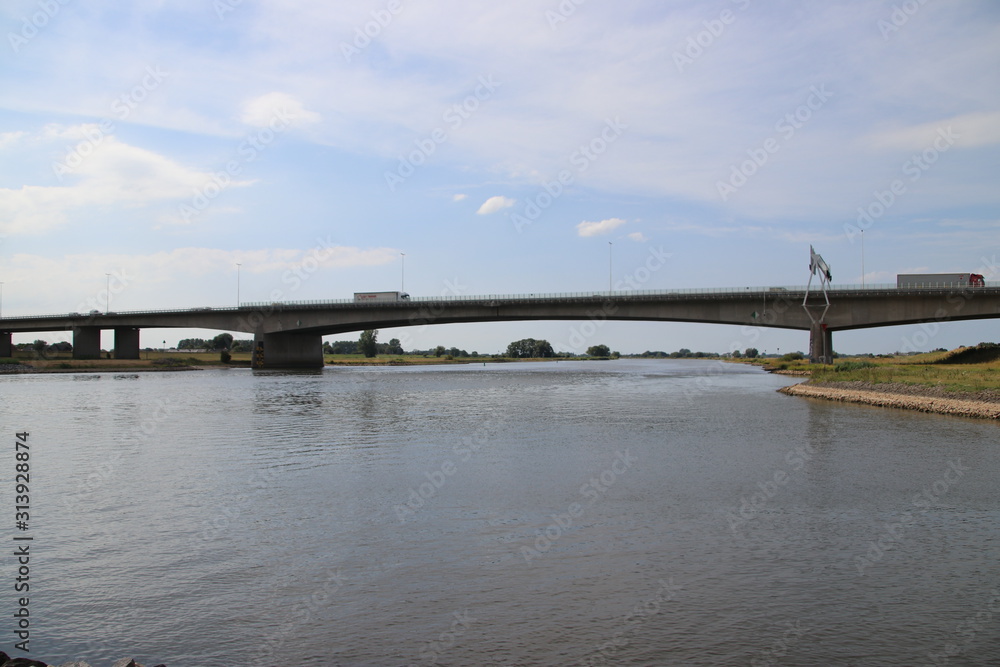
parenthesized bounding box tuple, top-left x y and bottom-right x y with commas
(353, 291, 411, 302)
(896, 273, 985, 288)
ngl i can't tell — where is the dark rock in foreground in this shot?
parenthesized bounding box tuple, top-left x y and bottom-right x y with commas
(0, 656, 165, 667)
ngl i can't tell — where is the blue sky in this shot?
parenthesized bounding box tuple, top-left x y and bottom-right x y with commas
(1, 0, 998, 355)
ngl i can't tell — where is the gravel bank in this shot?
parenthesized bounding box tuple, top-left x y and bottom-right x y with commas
(778, 381, 1000, 420)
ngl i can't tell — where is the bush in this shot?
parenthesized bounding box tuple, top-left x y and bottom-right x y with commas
(834, 361, 876, 372)
(220, 350, 231, 363)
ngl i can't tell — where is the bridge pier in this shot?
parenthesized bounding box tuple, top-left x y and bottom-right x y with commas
(0, 332, 11, 358)
(73, 327, 102, 360)
(254, 331, 323, 369)
(809, 323, 833, 364)
(114, 327, 141, 359)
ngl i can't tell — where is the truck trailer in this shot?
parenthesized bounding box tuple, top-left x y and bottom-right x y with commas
(896, 273, 985, 288)
(353, 291, 411, 302)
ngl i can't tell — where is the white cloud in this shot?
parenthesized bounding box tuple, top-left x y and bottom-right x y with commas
(627, 232, 648, 242)
(476, 195, 515, 215)
(869, 112, 1000, 151)
(0, 126, 255, 236)
(452, 194, 467, 202)
(0, 131, 25, 149)
(240, 92, 322, 127)
(577, 218, 627, 237)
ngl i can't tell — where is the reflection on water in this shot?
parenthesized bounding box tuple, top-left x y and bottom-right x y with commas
(2, 360, 998, 666)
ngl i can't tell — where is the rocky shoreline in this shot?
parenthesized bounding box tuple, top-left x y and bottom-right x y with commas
(0, 657, 162, 667)
(779, 380, 1000, 419)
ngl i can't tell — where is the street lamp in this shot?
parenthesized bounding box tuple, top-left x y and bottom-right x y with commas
(608, 242, 613, 294)
(861, 229, 865, 289)
(236, 263, 242, 307)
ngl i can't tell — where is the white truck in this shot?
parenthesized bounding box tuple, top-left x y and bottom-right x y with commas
(896, 273, 985, 288)
(353, 291, 410, 302)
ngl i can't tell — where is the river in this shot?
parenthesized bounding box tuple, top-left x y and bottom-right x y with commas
(2, 359, 998, 666)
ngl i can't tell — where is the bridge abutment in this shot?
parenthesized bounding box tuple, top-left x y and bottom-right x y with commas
(114, 327, 141, 359)
(254, 331, 323, 369)
(809, 323, 833, 364)
(73, 327, 102, 359)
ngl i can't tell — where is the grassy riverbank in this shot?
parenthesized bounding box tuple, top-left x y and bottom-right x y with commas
(0, 351, 564, 371)
(749, 344, 1000, 417)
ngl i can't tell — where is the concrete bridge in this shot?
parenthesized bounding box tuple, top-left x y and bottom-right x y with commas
(1, 285, 998, 368)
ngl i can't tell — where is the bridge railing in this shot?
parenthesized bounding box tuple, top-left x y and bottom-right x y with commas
(4, 282, 998, 321)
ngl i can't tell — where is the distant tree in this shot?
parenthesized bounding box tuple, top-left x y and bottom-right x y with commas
(586, 344, 611, 357)
(611, 351, 621, 359)
(231, 339, 254, 353)
(731, 349, 742, 358)
(359, 329, 378, 358)
(387, 338, 404, 355)
(211, 333, 234, 350)
(744, 347, 759, 359)
(507, 338, 554, 358)
(32, 339, 47, 353)
(329, 340, 358, 354)
(434, 345, 446, 357)
(178, 338, 209, 350)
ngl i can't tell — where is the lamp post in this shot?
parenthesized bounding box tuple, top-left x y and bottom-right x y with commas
(236, 263, 241, 307)
(608, 242, 613, 294)
(861, 229, 865, 289)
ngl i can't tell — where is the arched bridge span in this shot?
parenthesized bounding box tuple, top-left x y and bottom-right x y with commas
(1, 285, 998, 367)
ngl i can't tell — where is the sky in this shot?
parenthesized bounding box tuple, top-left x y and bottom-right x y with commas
(1, 0, 999, 356)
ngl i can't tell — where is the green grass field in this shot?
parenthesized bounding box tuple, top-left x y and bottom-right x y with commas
(746, 345, 1000, 394)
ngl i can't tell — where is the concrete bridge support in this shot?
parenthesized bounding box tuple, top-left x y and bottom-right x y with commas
(73, 327, 102, 360)
(0, 332, 11, 358)
(253, 331, 324, 369)
(809, 323, 833, 365)
(114, 327, 141, 359)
